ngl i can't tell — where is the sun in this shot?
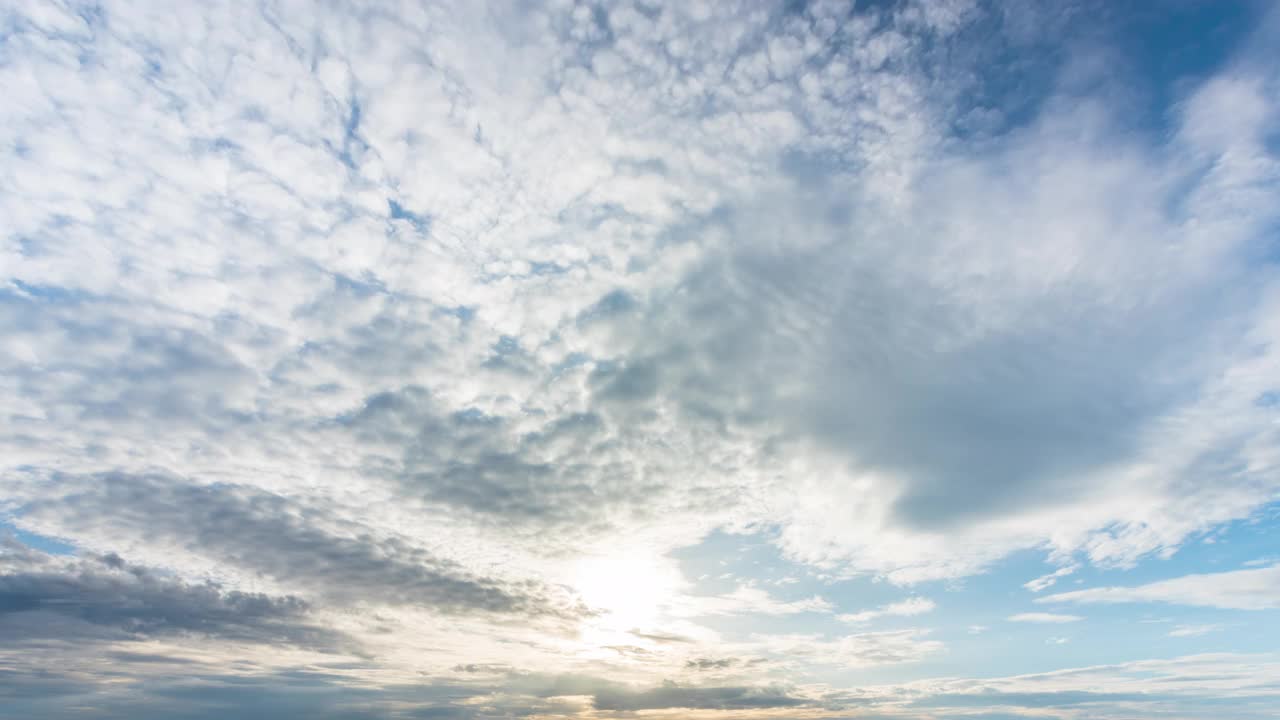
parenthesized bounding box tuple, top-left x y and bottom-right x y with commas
(571, 548, 681, 631)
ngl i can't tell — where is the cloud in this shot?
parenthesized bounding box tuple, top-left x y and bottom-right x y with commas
(0, 665, 478, 720)
(4, 0, 1278, 599)
(673, 587, 834, 618)
(684, 658, 739, 671)
(1039, 565, 1280, 610)
(14, 473, 583, 619)
(838, 596, 936, 624)
(0, 536, 349, 652)
(1007, 613, 1083, 624)
(822, 652, 1280, 718)
(1023, 565, 1078, 593)
(744, 629, 944, 669)
(592, 682, 805, 712)
(2, 0, 1280, 717)
(1169, 624, 1223, 638)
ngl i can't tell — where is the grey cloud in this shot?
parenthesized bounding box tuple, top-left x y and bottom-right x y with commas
(1, 665, 760, 720)
(629, 629, 695, 644)
(577, 289, 638, 326)
(0, 538, 347, 652)
(0, 665, 94, 703)
(908, 689, 1280, 720)
(0, 290, 257, 429)
(685, 657, 738, 670)
(279, 278, 453, 386)
(336, 386, 669, 531)
(450, 663, 511, 674)
(591, 359, 661, 404)
(19, 474, 581, 618)
(630, 198, 1212, 526)
(566, 59, 1280, 575)
(0, 668, 435, 720)
(913, 690, 1156, 709)
(592, 681, 806, 711)
(467, 671, 809, 713)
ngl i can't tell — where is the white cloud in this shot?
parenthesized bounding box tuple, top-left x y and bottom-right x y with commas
(672, 587, 834, 618)
(1040, 565, 1280, 610)
(1169, 624, 1223, 638)
(1008, 613, 1083, 624)
(741, 629, 944, 670)
(838, 597, 936, 624)
(1024, 564, 1079, 593)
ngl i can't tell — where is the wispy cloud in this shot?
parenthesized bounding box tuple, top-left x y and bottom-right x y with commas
(1040, 565, 1280, 610)
(1168, 624, 1223, 638)
(1024, 565, 1079, 593)
(1008, 612, 1084, 624)
(838, 597, 936, 624)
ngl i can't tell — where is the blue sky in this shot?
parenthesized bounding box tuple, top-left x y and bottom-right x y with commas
(2, 0, 1280, 718)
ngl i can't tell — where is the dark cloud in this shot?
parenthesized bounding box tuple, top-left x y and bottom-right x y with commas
(0, 669, 418, 720)
(0, 666, 631, 720)
(0, 664, 93, 702)
(0, 537, 348, 651)
(19, 474, 582, 618)
(592, 681, 806, 711)
(446, 671, 811, 714)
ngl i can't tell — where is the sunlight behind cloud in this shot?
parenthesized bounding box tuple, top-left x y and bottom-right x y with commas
(572, 548, 683, 634)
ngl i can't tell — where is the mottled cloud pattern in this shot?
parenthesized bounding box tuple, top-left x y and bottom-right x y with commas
(3, 0, 1280, 718)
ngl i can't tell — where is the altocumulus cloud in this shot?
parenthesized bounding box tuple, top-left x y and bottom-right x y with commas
(3, 0, 1280, 718)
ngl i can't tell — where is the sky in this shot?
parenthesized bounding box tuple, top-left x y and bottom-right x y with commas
(2, 0, 1280, 718)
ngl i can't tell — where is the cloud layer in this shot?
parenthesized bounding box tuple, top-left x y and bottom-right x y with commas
(3, 0, 1280, 717)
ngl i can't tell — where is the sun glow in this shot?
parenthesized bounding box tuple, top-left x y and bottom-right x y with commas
(571, 549, 682, 632)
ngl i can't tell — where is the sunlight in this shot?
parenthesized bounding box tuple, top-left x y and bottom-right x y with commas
(571, 549, 681, 631)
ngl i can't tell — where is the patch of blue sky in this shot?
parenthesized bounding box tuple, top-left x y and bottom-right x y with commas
(1, 520, 75, 556)
(671, 502, 1280, 685)
(921, 506, 1280, 679)
(387, 198, 432, 235)
(944, 0, 1258, 143)
(6, 278, 93, 304)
